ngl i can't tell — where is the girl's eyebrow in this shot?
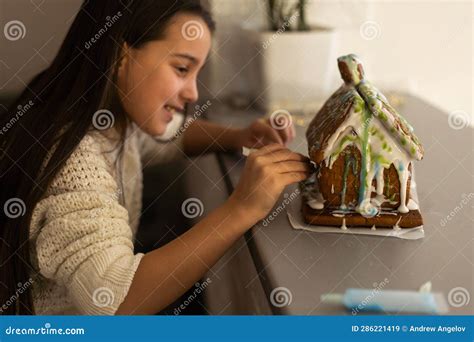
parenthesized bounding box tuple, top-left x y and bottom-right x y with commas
(171, 53, 199, 65)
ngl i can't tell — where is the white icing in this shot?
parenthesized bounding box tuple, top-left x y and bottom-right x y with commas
(321, 93, 416, 215)
(331, 184, 334, 194)
(341, 218, 348, 230)
(407, 198, 419, 210)
(395, 160, 410, 213)
(375, 165, 384, 195)
(307, 192, 325, 210)
(393, 217, 402, 230)
(370, 225, 376, 230)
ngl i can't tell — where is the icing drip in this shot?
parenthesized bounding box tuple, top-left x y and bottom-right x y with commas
(393, 217, 402, 230)
(375, 162, 384, 196)
(307, 192, 325, 210)
(370, 225, 376, 230)
(395, 160, 410, 213)
(407, 198, 419, 210)
(341, 218, 348, 230)
(321, 93, 415, 215)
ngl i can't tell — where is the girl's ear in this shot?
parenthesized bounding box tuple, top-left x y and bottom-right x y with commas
(117, 42, 130, 77)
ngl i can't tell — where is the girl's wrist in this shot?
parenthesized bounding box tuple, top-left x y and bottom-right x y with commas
(224, 195, 261, 232)
(220, 127, 243, 152)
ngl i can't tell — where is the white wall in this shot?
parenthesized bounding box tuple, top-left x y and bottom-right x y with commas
(209, 0, 472, 121)
(1, 0, 472, 122)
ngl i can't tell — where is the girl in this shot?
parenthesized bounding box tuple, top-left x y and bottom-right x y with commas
(0, 0, 311, 315)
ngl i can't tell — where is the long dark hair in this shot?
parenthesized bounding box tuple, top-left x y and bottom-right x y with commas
(0, 0, 214, 315)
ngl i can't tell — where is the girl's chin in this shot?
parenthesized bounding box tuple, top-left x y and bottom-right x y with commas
(142, 120, 168, 136)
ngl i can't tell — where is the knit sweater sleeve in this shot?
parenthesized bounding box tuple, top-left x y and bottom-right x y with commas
(136, 126, 186, 167)
(31, 134, 144, 315)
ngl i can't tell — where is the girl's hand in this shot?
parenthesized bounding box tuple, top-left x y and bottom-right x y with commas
(228, 144, 312, 223)
(236, 117, 296, 148)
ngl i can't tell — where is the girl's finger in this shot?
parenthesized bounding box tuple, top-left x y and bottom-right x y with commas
(262, 149, 309, 163)
(275, 126, 290, 144)
(264, 125, 284, 145)
(274, 160, 312, 174)
(279, 171, 311, 186)
(253, 143, 286, 157)
(284, 121, 296, 143)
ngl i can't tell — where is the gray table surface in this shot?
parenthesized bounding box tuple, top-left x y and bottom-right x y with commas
(207, 94, 473, 315)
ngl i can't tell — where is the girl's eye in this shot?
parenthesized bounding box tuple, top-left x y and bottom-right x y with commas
(175, 66, 189, 75)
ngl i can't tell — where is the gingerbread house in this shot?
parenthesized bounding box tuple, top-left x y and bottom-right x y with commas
(303, 54, 424, 229)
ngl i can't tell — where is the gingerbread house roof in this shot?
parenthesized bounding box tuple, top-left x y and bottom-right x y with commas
(306, 54, 424, 164)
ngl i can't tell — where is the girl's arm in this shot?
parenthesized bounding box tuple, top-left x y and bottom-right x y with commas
(182, 118, 296, 156)
(116, 144, 311, 315)
(115, 197, 253, 315)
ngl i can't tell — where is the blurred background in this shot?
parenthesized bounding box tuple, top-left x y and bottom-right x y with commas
(1, 0, 472, 123)
(0, 0, 472, 315)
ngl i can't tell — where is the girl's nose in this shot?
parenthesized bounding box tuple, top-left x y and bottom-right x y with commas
(181, 79, 199, 103)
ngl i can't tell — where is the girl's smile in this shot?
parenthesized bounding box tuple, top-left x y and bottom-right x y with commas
(116, 13, 211, 137)
(164, 104, 185, 122)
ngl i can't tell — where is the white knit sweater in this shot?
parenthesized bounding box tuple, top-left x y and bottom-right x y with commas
(29, 122, 185, 315)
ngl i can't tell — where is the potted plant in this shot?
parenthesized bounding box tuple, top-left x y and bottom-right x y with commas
(248, 0, 337, 111)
